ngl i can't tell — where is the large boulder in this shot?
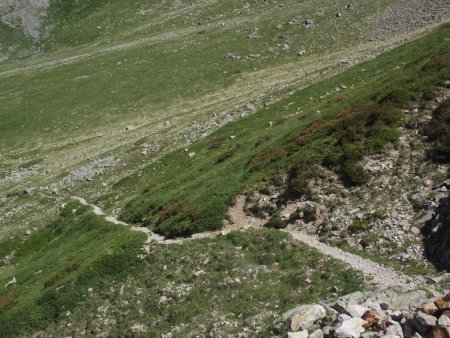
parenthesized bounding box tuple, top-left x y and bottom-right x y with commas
(283, 304, 326, 331)
(346, 304, 369, 318)
(335, 318, 367, 338)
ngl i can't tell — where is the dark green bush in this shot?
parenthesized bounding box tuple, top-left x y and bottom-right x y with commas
(377, 87, 412, 107)
(341, 161, 369, 186)
(264, 213, 287, 229)
(302, 205, 317, 223)
(248, 147, 286, 171)
(348, 220, 370, 233)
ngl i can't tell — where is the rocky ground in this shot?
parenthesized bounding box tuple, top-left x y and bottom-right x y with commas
(238, 87, 450, 276)
(0, 0, 48, 41)
(277, 286, 450, 338)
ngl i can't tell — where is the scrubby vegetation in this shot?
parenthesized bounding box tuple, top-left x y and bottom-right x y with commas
(0, 0, 449, 335)
(264, 212, 287, 229)
(118, 24, 450, 238)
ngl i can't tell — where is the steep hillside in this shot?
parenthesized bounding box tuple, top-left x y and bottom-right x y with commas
(0, 21, 449, 337)
(1, 1, 450, 337)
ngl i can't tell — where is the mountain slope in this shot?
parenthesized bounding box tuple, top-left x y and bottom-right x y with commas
(0, 22, 449, 337)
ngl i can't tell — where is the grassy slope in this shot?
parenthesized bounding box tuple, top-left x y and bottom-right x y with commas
(0, 0, 416, 240)
(0, 201, 146, 336)
(0, 22, 34, 59)
(0, 204, 364, 337)
(114, 23, 450, 237)
(0, 12, 448, 338)
(1, 0, 395, 152)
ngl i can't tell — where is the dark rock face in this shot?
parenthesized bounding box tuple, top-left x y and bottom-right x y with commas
(422, 196, 450, 271)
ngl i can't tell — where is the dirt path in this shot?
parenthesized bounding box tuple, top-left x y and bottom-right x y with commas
(72, 195, 420, 287)
(286, 230, 419, 287)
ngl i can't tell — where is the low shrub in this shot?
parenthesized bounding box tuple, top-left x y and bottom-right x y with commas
(0, 290, 19, 311)
(248, 147, 286, 171)
(217, 144, 239, 163)
(209, 135, 227, 149)
(264, 213, 287, 229)
(348, 220, 370, 233)
(302, 205, 317, 223)
(377, 87, 413, 107)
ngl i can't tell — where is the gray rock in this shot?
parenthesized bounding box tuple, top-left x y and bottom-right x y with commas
(363, 301, 384, 314)
(414, 312, 437, 327)
(438, 314, 450, 327)
(281, 43, 290, 51)
(288, 330, 308, 338)
(283, 304, 326, 331)
(362, 333, 377, 338)
(335, 318, 367, 338)
(410, 227, 420, 235)
(309, 329, 323, 338)
(346, 304, 369, 318)
(224, 52, 241, 60)
(386, 320, 404, 337)
(365, 287, 430, 310)
(338, 314, 352, 323)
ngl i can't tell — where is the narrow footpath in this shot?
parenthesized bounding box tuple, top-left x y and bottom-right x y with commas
(72, 196, 420, 287)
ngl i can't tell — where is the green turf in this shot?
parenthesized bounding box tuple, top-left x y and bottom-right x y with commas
(113, 23, 450, 237)
(0, 211, 364, 336)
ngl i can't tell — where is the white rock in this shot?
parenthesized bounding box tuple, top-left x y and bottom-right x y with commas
(415, 311, 436, 326)
(346, 304, 369, 318)
(131, 324, 148, 333)
(386, 320, 404, 337)
(338, 314, 352, 323)
(438, 314, 450, 327)
(4, 277, 16, 288)
(193, 270, 205, 277)
(309, 329, 324, 338)
(283, 304, 326, 331)
(363, 301, 384, 315)
(335, 318, 367, 338)
(288, 330, 308, 338)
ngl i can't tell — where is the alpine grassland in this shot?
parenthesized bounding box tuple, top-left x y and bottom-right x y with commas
(0, 0, 449, 336)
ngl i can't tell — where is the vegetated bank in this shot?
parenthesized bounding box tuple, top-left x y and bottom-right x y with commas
(117, 23, 450, 238)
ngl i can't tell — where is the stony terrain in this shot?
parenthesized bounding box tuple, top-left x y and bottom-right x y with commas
(0, 0, 48, 41)
(277, 286, 450, 338)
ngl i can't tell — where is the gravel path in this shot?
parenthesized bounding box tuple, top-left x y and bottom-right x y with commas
(72, 195, 421, 287)
(287, 230, 420, 287)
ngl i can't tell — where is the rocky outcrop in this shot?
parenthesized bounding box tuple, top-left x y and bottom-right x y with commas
(279, 287, 450, 338)
(422, 195, 450, 271)
(0, 0, 49, 41)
